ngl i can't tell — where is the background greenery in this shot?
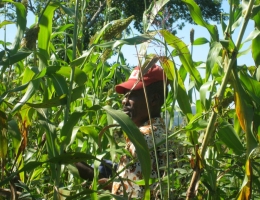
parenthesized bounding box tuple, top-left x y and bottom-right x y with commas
(0, 0, 260, 199)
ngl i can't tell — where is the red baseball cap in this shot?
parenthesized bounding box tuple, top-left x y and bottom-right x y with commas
(115, 65, 165, 94)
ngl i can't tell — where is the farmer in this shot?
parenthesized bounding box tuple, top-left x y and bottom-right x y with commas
(76, 65, 170, 199)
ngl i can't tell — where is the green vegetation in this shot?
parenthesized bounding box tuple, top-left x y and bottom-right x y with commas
(0, 0, 260, 199)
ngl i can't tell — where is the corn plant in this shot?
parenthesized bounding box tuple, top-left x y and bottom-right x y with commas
(0, 0, 260, 200)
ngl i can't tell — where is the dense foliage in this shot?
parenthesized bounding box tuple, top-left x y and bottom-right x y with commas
(0, 0, 260, 200)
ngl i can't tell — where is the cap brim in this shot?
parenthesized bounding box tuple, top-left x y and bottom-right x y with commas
(115, 79, 156, 94)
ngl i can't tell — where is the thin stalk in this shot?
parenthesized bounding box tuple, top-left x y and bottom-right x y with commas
(64, 0, 80, 123)
(135, 45, 163, 199)
(139, 68, 163, 199)
(186, 0, 255, 198)
(163, 38, 171, 200)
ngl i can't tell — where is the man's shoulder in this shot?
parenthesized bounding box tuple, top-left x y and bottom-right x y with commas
(139, 117, 165, 135)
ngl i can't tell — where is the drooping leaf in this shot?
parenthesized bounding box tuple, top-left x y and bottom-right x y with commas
(232, 73, 258, 156)
(243, 29, 260, 44)
(12, 79, 40, 112)
(0, 20, 14, 28)
(0, 82, 29, 104)
(103, 105, 151, 197)
(0, 50, 32, 76)
(49, 73, 68, 95)
(217, 120, 244, 156)
(240, 71, 260, 106)
(60, 112, 86, 147)
(160, 29, 202, 90)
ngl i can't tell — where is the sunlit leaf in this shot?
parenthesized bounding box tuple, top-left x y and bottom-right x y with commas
(38, 2, 59, 68)
(182, 0, 219, 41)
(243, 29, 260, 43)
(206, 42, 222, 82)
(160, 29, 202, 90)
(56, 66, 88, 86)
(193, 37, 209, 45)
(143, 0, 170, 32)
(0, 20, 14, 28)
(199, 80, 215, 110)
(2, 0, 26, 55)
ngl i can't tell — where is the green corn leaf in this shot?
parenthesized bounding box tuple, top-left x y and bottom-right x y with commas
(176, 71, 193, 120)
(182, 0, 219, 41)
(252, 35, 260, 66)
(8, 120, 22, 154)
(160, 29, 202, 90)
(0, 20, 14, 28)
(2, 0, 26, 55)
(206, 42, 222, 82)
(199, 80, 215, 110)
(243, 29, 260, 44)
(12, 79, 40, 113)
(96, 34, 154, 49)
(60, 112, 87, 147)
(38, 2, 59, 69)
(103, 105, 151, 198)
(232, 73, 258, 156)
(0, 50, 32, 76)
(48, 152, 98, 164)
(0, 82, 29, 104)
(0, 161, 43, 187)
(56, 66, 88, 86)
(193, 37, 209, 45)
(240, 71, 260, 106)
(143, 0, 169, 32)
(217, 120, 244, 156)
(49, 73, 68, 95)
(26, 94, 67, 108)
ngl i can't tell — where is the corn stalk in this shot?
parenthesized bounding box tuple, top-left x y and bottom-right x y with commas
(186, 0, 256, 198)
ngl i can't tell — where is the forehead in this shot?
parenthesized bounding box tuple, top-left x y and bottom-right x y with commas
(124, 89, 145, 97)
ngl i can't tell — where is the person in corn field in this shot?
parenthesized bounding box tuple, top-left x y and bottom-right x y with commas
(76, 65, 172, 199)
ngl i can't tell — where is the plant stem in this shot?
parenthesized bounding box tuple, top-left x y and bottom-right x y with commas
(186, 0, 255, 198)
(64, 0, 80, 123)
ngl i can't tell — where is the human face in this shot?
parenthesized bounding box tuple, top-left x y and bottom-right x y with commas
(122, 89, 149, 127)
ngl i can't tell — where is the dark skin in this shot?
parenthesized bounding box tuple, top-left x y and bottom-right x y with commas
(75, 86, 162, 190)
(122, 88, 161, 126)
